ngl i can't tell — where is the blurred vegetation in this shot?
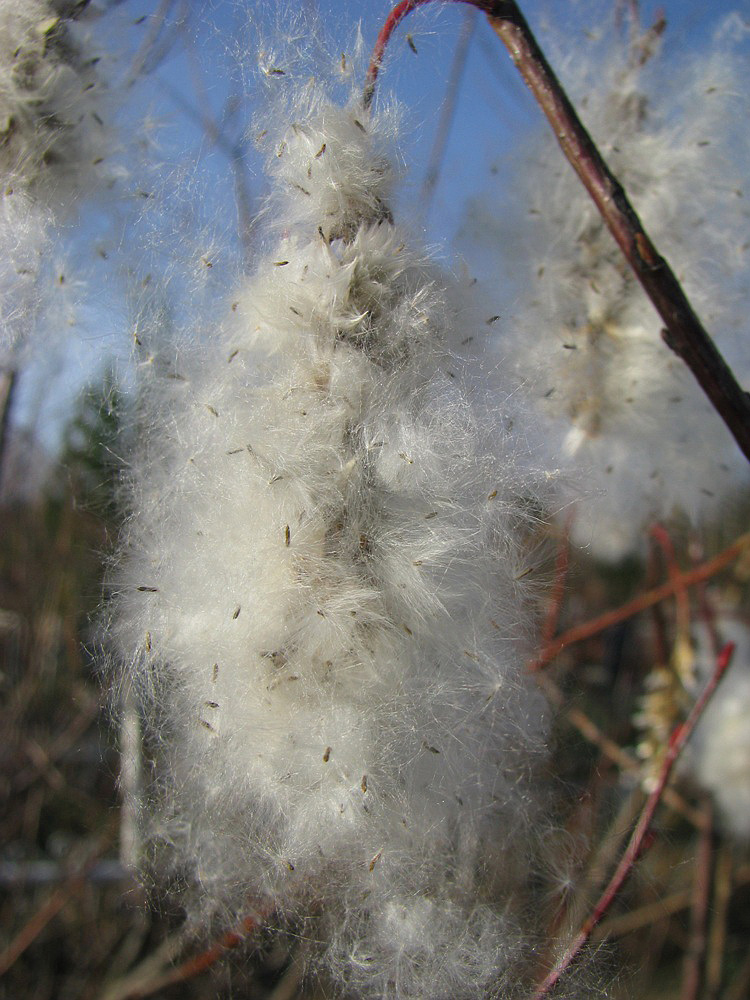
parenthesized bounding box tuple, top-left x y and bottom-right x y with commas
(1, 359, 750, 999)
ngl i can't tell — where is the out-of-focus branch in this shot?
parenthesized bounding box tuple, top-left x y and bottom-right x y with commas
(101, 910, 267, 1000)
(125, 0, 179, 86)
(531, 641, 735, 999)
(680, 801, 713, 1000)
(419, 10, 475, 218)
(0, 368, 18, 491)
(537, 672, 704, 828)
(533, 531, 750, 671)
(0, 828, 113, 977)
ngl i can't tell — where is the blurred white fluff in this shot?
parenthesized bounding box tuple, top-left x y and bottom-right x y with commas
(0, 0, 108, 348)
(688, 617, 750, 840)
(105, 43, 554, 1000)
(488, 12, 750, 561)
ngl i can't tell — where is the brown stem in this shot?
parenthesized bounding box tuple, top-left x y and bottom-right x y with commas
(366, 1, 750, 463)
(112, 910, 269, 1000)
(0, 368, 18, 493)
(705, 844, 733, 998)
(650, 523, 692, 643)
(680, 801, 713, 1000)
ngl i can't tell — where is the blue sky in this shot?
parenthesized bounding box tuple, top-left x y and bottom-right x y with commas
(12, 0, 750, 452)
(126, 0, 747, 246)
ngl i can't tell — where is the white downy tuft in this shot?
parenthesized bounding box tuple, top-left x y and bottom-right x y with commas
(104, 45, 556, 1000)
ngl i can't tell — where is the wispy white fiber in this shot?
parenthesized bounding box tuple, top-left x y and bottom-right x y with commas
(479, 12, 750, 561)
(104, 38, 557, 999)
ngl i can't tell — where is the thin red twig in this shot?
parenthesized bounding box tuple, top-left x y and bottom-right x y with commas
(531, 641, 735, 999)
(365, 0, 430, 108)
(532, 532, 749, 671)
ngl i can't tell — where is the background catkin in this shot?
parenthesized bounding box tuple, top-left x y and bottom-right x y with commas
(0, 0, 109, 350)
(465, 12, 750, 562)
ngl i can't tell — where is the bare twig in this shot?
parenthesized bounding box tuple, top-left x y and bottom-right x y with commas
(0, 368, 18, 491)
(533, 532, 750, 670)
(10, 694, 99, 795)
(483, 2, 750, 464)
(0, 882, 84, 977)
(175, 16, 256, 263)
(125, 0, 178, 86)
(531, 641, 735, 998)
(705, 843, 733, 999)
(562, 784, 644, 940)
(650, 524, 692, 647)
(98, 931, 185, 1000)
(0, 830, 112, 977)
(365, 1, 750, 463)
(680, 801, 713, 1000)
(105, 910, 269, 1000)
(725, 950, 750, 1000)
(593, 886, 693, 940)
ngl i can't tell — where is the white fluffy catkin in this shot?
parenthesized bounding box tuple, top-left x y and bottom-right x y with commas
(482, 13, 750, 562)
(0, 0, 107, 348)
(105, 65, 556, 999)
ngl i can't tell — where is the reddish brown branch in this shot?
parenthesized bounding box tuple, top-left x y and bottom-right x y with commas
(650, 524, 692, 639)
(366, 1, 750, 463)
(531, 641, 735, 999)
(533, 532, 749, 670)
